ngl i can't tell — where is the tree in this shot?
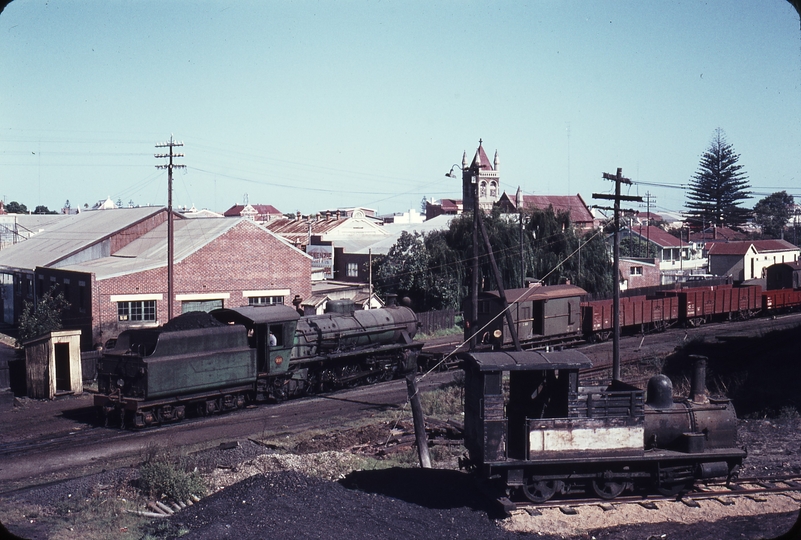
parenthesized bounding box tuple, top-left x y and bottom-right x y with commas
(16, 286, 70, 346)
(753, 191, 794, 239)
(685, 128, 751, 229)
(33, 205, 56, 214)
(373, 231, 431, 310)
(5, 201, 27, 214)
(373, 206, 614, 311)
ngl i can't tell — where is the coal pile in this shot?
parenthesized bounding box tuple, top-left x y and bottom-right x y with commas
(159, 470, 536, 540)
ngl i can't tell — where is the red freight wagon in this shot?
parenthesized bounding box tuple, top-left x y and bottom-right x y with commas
(581, 295, 679, 341)
(763, 288, 801, 312)
(660, 285, 761, 326)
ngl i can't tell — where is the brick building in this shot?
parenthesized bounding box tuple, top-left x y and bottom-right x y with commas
(0, 207, 311, 350)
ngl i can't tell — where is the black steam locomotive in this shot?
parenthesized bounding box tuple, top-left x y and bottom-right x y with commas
(461, 350, 744, 503)
(95, 300, 422, 428)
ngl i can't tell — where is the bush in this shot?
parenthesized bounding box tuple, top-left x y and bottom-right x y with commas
(138, 460, 205, 501)
(17, 286, 69, 345)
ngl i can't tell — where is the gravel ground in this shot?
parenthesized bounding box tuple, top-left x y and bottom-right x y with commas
(2, 418, 801, 540)
(3, 321, 801, 539)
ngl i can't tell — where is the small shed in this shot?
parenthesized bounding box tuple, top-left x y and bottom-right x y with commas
(24, 329, 83, 399)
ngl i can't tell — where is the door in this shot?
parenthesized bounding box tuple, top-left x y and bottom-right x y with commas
(54, 343, 71, 392)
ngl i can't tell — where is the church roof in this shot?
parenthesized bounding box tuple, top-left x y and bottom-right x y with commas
(471, 144, 494, 170)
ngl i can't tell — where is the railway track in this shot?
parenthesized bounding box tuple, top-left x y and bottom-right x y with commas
(505, 474, 801, 515)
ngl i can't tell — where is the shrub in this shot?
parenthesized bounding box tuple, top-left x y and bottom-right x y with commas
(138, 460, 205, 501)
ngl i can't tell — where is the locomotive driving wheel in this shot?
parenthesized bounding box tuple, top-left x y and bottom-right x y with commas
(522, 479, 563, 503)
(591, 479, 625, 500)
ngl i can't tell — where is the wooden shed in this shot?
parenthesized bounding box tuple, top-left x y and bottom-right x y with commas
(24, 330, 83, 399)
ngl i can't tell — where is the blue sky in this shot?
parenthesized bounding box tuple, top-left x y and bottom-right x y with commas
(2, 1, 800, 219)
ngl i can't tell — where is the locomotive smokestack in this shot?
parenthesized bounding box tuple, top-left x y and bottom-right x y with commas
(689, 355, 709, 403)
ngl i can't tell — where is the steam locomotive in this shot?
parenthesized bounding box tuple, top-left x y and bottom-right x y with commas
(95, 300, 422, 428)
(461, 350, 744, 503)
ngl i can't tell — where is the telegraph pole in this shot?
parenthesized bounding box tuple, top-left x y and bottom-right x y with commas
(641, 191, 657, 256)
(155, 135, 185, 322)
(593, 168, 642, 381)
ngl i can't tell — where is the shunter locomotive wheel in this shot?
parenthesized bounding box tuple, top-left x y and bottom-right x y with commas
(591, 479, 625, 500)
(522, 479, 563, 503)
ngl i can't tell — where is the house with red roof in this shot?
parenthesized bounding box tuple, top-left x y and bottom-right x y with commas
(708, 239, 800, 282)
(425, 198, 462, 220)
(688, 226, 747, 244)
(496, 188, 595, 232)
(615, 225, 708, 283)
(223, 203, 284, 223)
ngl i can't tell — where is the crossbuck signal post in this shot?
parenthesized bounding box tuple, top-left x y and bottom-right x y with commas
(593, 168, 642, 381)
(155, 136, 186, 322)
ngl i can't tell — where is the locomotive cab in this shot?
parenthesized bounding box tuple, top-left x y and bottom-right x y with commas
(211, 305, 300, 375)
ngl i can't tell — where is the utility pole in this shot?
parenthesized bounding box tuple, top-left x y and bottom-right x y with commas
(641, 191, 657, 257)
(593, 168, 642, 381)
(155, 135, 185, 322)
(520, 210, 525, 288)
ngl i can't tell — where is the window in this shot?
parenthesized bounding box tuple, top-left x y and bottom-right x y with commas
(347, 263, 359, 278)
(78, 281, 86, 313)
(630, 266, 643, 276)
(248, 296, 284, 306)
(182, 299, 223, 313)
(490, 181, 497, 198)
(479, 181, 487, 198)
(268, 324, 283, 347)
(118, 300, 156, 322)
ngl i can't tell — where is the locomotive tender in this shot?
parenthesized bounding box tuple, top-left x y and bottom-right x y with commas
(95, 300, 422, 428)
(461, 350, 744, 502)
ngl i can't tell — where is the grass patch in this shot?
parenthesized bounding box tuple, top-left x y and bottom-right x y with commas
(420, 379, 464, 418)
(138, 459, 206, 502)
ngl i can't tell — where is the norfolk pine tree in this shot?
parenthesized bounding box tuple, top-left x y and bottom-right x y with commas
(685, 128, 751, 230)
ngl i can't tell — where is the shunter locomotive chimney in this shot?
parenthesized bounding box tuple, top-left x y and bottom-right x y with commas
(689, 355, 709, 404)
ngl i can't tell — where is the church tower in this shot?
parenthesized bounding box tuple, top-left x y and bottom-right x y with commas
(462, 139, 500, 213)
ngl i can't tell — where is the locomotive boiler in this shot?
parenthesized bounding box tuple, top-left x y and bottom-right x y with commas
(95, 301, 422, 428)
(461, 350, 744, 503)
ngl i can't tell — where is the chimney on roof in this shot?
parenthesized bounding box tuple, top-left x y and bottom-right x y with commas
(326, 211, 331, 221)
(296, 211, 301, 221)
(336, 210, 341, 220)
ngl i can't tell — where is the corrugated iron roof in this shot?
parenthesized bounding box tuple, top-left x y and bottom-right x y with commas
(461, 349, 592, 371)
(56, 218, 308, 280)
(265, 217, 343, 239)
(0, 207, 166, 271)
